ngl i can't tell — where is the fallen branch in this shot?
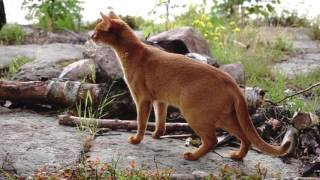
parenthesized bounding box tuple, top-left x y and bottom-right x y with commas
(291, 112, 320, 130)
(58, 114, 193, 133)
(160, 134, 193, 139)
(281, 126, 298, 155)
(0, 80, 106, 105)
(277, 82, 320, 104)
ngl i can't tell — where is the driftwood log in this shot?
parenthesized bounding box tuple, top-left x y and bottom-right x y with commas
(58, 114, 193, 133)
(291, 112, 320, 130)
(0, 80, 106, 105)
(0, 80, 265, 113)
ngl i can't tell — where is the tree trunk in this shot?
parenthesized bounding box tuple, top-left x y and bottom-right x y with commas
(0, 0, 6, 29)
(58, 114, 194, 133)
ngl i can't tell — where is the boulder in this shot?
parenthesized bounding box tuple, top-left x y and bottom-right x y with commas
(4, 43, 85, 81)
(148, 27, 213, 58)
(220, 63, 246, 87)
(22, 26, 89, 45)
(59, 59, 96, 82)
(83, 40, 123, 83)
(185, 53, 219, 67)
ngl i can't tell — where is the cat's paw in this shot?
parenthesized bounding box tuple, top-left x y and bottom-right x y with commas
(128, 135, 142, 144)
(152, 130, 165, 139)
(230, 151, 244, 161)
(183, 151, 198, 161)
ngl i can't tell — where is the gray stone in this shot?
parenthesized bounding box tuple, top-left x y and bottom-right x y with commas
(0, 43, 84, 81)
(0, 110, 84, 177)
(59, 59, 96, 81)
(149, 27, 213, 58)
(185, 53, 219, 67)
(83, 40, 123, 82)
(220, 63, 245, 87)
(274, 53, 320, 78)
(88, 131, 299, 178)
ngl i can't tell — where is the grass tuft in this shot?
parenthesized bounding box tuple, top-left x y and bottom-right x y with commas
(0, 24, 25, 44)
(0, 56, 33, 80)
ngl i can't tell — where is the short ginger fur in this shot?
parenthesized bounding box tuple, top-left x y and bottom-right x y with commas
(91, 11, 291, 161)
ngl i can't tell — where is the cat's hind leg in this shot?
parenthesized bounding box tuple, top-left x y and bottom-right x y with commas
(183, 118, 218, 161)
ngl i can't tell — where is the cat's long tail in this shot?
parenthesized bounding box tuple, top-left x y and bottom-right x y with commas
(233, 91, 291, 156)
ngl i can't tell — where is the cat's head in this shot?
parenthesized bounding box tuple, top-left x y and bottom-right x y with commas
(91, 11, 130, 46)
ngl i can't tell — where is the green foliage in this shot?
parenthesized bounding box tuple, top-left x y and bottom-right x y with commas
(119, 15, 145, 30)
(22, 0, 83, 32)
(75, 82, 126, 135)
(213, 0, 280, 19)
(309, 16, 320, 40)
(267, 10, 309, 27)
(0, 56, 33, 79)
(0, 23, 24, 44)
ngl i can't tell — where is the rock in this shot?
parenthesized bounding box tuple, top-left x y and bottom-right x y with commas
(220, 63, 246, 87)
(83, 40, 123, 83)
(22, 26, 89, 45)
(0, 43, 84, 81)
(88, 131, 299, 178)
(0, 110, 84, 177)
(59, 59, 96, 82)
(185, 53, 219, 67)
(148, 27, 213, 58)
(274, 53, 320, 78)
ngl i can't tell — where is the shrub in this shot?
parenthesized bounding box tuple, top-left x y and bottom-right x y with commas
(309, 16, 320, 40)
(0, 23, 24, 44)
(22, 0, 83, 32)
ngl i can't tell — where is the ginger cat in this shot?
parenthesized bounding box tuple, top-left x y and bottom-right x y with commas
(91, 11, 291, 161)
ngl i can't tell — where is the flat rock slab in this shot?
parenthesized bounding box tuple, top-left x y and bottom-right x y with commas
(275, 53, 320, 77)
(0, 110, 84, 177)
(0, 43, 84, 69)
(88, 131, 299, 179)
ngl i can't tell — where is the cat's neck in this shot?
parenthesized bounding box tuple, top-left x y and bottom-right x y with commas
(111, 32, 145, 64)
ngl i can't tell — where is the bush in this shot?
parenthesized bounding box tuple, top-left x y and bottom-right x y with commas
(22, 0, 83, 32)
(309, 16, 320, 40)
(0, 23, 24, 44)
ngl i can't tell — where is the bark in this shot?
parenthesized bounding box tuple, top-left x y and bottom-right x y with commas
(243, 87, 266, 114)
(291, 112, 320, 130)
(0, 0, 6, 29)
(0, 80, 264, 113)
(0, 80, 106, 105)
(58, 114, 194, 133)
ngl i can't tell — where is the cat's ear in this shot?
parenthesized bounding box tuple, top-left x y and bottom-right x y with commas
(99, 12, 111, 31)
(109, 11, 120, 19)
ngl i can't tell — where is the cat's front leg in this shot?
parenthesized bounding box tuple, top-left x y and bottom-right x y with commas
(152, 101, 168, 139)
(128, 100, 152, 144)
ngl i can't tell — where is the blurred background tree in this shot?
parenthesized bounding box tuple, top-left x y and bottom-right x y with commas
(22, 0, 83, 32)
(0, 0, 6, 29)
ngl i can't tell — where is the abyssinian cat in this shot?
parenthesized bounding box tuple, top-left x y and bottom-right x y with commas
(91, 11, 290, 161)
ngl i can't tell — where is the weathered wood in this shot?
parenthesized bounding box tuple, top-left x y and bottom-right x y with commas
(243, 87, 266, 114)
(291, 112, 320, 130)
(282, 126, 298, 155)
(0, 80, 106, 105)
(58, 114, 194, 133)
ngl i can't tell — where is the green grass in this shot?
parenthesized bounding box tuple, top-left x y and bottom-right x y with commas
(0, 56, 33, 79)
(0, 23, 25, 44)
(74, 82, 126, 136)
(309, 16, 320, 40)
